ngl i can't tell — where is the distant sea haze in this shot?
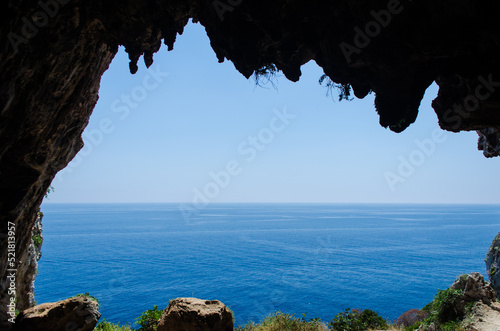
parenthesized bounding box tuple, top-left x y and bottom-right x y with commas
(36, 203, 500, 326)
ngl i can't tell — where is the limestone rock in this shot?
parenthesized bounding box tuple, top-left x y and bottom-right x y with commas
(16, 211, 43, 311)
(485, 232, 500, 296)
(158, 298, 233, 331)
(451, 272, 495, 305)
(478, 129, 500, 158)
(14, 296, 100, 331)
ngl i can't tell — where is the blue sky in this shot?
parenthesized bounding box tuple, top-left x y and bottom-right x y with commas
(46, 21, 499, 204)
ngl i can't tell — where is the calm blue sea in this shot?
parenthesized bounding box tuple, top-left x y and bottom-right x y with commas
(35, 203, 500, 326)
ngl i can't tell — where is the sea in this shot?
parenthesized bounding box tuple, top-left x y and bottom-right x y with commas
(35, 203, 500, 327)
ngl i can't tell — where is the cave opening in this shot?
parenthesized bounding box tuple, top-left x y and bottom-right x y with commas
(32, 21, 500, 326)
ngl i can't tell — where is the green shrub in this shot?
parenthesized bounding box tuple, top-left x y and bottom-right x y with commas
(420, 288, 467, 330)
(439, 321, 464, 331)
(236, 311, 327, 331)
(359, 309, 388, 330)
(329, 308, 388, 331)
(423, 288, 464, 325)
(32, 234, 42, 249)
(329, 308, 363, 331)
(135, 305, 163, 331)
(94, 319, 132, 331)
(405, 321, 423, 331)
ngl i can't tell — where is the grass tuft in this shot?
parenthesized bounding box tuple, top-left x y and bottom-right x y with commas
(236, 311, 328, 331)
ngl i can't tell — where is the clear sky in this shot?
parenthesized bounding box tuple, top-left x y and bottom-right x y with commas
(46, 21, 499, 204)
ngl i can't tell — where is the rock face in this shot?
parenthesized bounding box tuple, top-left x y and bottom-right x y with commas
(157, 298, 233, 331)
(429, 273, 494, 326)
(16, 211, 43, 311)
(478, 129, 500, 158)
(451, 272, 495, 305)
(0, 0, 116, 325)
(13, 296, 100, 331)
(2, 1, 500, 328)
(486, 233, 500, 296)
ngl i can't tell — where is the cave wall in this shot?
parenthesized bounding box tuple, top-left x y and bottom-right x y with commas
(0, 2, 116, 327)
(1, 0, 500, 328)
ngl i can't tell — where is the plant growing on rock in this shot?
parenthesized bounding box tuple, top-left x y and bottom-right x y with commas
(74, 293, 99, 305)
(318, 75, 353, 102)
(45, 185, 54, 198)
(422, 288, 464, 325)
(32, 234, 42, 249)
(254, 63, 280, 88)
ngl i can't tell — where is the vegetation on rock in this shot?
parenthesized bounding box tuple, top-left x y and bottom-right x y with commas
(74, 293, 100, 306)
(318, 75, 353, 102)
(253, 64, 280, 88)
(422, 288, 464, 325)
(236, 312, 327, 331)
(32, 234, 42, 250)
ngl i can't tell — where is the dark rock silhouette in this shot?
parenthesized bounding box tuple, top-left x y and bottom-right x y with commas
(2, 1, 500, 328)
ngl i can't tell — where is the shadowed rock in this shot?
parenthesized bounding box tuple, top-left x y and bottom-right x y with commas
(486, 232, 500, 296)
(14, 296, 100, 331)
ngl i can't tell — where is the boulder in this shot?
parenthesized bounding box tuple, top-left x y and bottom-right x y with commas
(14, 296, 100, 331)
(158, 298, 233, 331)
(451, 272, 495, 305)
(485, 232, 500, 296)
